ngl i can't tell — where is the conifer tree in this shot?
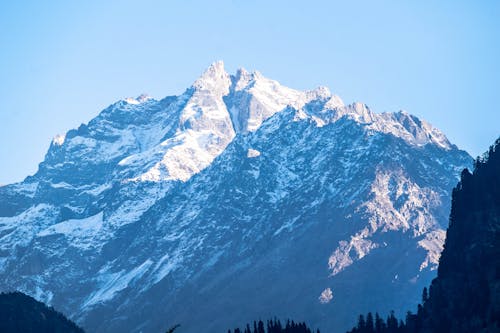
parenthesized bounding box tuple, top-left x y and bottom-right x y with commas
(421, 287, 428, 305)
(257, 320, 265, 333)
(366, 312, 374, 332)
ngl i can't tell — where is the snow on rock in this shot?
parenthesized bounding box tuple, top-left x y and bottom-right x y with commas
(125, 61, 236, 182)
(372, 111, 452, 150)
(319, 288, 333, 304)
(34, 285, 54, 306)
(228, 67, 336, 133)
(124, 97, 140, 105)
(328, 167, 445, 276)
(331, 102, 376, 124)
(38, 212, 106, 250)
(0, 61, 473, 333)
(193, 60, 231, 96)
(40, 61, 455, 187)
(84, 182, 112, 196)
(106, 182, 172, 227)
(152, 252, 183, 285)
(324, 94, 345, 109)
(0, 204, 59, 250)
(328, 230, 380, 276)
(362, 168, 441, 235)
(124, 94, 154, 105)
(6, 181, 39, 198)
(247, 148, 261, 158)
(418, 229, 446, 271)
(52, 134, 66, 146)
(84, 259, 153, 307)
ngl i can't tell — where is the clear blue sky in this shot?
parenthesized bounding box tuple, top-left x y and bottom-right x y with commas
(0, 0, 498, 184)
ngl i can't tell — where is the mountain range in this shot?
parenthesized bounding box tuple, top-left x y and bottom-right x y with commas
(0, 61, 472, 332)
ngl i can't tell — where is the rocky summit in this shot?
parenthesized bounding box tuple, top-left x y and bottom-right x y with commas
(0, 61, 472, 332)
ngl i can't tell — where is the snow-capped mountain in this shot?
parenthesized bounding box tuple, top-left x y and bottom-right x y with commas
(0, 61, 472, 333)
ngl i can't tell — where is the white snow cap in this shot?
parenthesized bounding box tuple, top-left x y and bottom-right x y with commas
(193, 60, 231, 96)
(247, 149, 261, 158)
(90, 61, 453, 186)
(124, 94, 154, 105)
(52, 134, 66, 146)
(307, 86, 331, 100)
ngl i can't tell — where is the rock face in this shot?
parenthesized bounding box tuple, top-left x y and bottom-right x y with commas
(0, 62, 472, 333)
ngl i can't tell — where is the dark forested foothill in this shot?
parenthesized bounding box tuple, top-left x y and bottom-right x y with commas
(0, 291, 84, 333)
(348, 137, 500, 333)
(227, 319, 319, 333)
(346, 311, 405, 333)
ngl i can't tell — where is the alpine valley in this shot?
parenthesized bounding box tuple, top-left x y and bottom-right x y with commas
(0, 62, 472, 333)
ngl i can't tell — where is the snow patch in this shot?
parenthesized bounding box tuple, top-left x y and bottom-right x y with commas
(52, 134, 66, 146)
(319, 288, 333, 304)
(125, 97, 140, 105)
(328, 230, 379, 276)
(0, 204, 59, 250)
(51, 182, 73, 189)
(418, 229, 446, 271)
(38, 212, 106, 250)
(85, 183, 112, 196)
(84, 260, 153, 307)
(35, 286, 54, 306)
(152, 252, 184, 284)
(247, 148, 261, 158)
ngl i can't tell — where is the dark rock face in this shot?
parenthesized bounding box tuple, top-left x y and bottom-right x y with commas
(0, 291, 84, 333)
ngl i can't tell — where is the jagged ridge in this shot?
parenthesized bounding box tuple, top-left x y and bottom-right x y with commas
(0, 62, 472, 333)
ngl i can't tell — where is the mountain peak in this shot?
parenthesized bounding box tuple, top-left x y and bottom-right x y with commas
(307, 86, 332, 100)
(52, 134, 66, 146)
(233, 67, 254, 91)
(235, 67, 249, 76)
(136, 93, 153, 102)
(192, 60, 231, 96)
(123, 94, 154, 105)
(210, 59, 225, 70)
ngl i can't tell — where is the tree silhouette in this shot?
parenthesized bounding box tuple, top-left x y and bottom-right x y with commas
(165, 324, 180, 333)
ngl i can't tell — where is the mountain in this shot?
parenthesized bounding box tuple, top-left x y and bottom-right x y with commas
(0, 61, 472, 332)
(0, 291, 84, 333)
(346, 137, 500, 333)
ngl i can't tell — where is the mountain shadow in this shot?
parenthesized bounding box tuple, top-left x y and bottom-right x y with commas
(0, 291, 84, 333)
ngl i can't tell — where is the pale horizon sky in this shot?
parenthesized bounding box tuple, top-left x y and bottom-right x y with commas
(1, 0, 499, 184)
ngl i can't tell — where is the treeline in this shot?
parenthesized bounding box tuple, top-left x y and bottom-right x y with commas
(348, 288, 430, 333)
(227, 319, 319, 333)
(347, 311, 403, 333)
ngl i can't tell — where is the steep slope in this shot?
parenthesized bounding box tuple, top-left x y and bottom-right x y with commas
(418, 138, 500, 332)
(0, 62, 472, 332)
(0, 291, 84, 333)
